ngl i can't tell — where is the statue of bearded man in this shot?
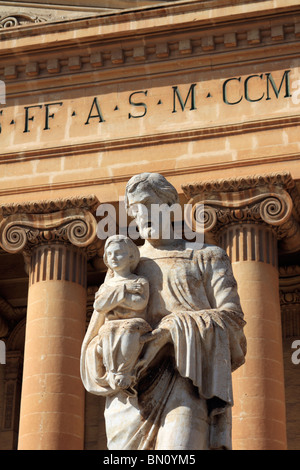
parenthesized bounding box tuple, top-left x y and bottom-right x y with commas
(81, 172, 246, 450)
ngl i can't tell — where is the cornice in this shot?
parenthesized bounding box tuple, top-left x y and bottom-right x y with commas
(2, 11, 300, 85)
(1, 1, 299, 36)
(0, 194, 100, 217)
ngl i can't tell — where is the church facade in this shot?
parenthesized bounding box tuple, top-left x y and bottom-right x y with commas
(0, 0, 299, 450)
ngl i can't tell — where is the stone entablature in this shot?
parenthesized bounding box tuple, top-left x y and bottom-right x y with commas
(1, 12, 300, 82)
(1, 0, 300, 208)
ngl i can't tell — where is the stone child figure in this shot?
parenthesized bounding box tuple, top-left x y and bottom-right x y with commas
(81, 173, 247, 450)
(91, 235, 151, 396)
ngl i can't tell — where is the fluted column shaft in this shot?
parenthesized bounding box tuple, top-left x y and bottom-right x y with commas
(220, 223, 286, 449)
(18, 243, 87, 450)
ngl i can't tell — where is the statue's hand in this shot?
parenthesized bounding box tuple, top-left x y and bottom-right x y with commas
(137, 325, 172, 374)
(140, 326, 171, 345)
(125, 281, 144, 294)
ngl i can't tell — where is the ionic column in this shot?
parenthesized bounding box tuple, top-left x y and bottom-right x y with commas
(219, 223, 286, 450)
(183, 172, 300, 450)
(0, 197, 99, 450)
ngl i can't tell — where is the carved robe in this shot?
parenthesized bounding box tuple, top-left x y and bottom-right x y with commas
(80, 241, 246, 450)
(82, 275, 150, 396)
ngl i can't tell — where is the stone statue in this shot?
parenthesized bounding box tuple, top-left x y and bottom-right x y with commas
(81, 173, 247, 450)
(93, 234, 151, 396)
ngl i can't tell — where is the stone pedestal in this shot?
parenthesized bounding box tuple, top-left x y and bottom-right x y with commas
(183, 172, 300, 450)
(0, 196, 98, 450)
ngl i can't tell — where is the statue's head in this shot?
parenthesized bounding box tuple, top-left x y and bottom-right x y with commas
(124, 173, 179, 240)
(125, 173, 179, 214)
(103, 234, 140, 273)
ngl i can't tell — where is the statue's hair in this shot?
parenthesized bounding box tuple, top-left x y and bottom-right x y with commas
(124, 173, 179, 215)
(103, 234, 140, 272)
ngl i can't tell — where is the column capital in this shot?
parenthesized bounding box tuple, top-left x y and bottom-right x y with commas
(182, 171, 300, 253)
(0, 195, 100, 258)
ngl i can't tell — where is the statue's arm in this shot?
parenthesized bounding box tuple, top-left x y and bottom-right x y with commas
(121, 277, 149, 311)
(199, 246, 247, 370)
(93, 282, 126, 313)
(201, 246, 244, 317)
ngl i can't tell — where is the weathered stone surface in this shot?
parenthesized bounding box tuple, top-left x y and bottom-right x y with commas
(81, 173, 246, 450)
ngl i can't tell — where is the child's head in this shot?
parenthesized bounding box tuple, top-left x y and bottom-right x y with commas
(103, 235, 140, 273)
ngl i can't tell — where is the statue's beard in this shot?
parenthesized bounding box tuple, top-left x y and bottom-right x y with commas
(137, 220, 173, 240)
(138, 221, 158, 240)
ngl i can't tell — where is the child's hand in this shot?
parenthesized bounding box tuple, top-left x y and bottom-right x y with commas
(125, 281, 143, 294)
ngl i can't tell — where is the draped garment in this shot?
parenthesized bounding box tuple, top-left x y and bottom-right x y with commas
(80, 242, 246, 450)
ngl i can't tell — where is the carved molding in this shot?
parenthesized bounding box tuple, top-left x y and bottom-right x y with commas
(0, 194, 99, 217)
(0, 14, 47, 28)
(1, 15, 300, 81)
(279, 265, 300, 337)
(280, 290, 300, 305)
(279, 268, 300, 337)
(182, 171, 295, 199)
(182, 172, 300, 254)
(279, 265, 300, 278)
(0, 209, 97, 253)
(0, 196, 100, 260)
